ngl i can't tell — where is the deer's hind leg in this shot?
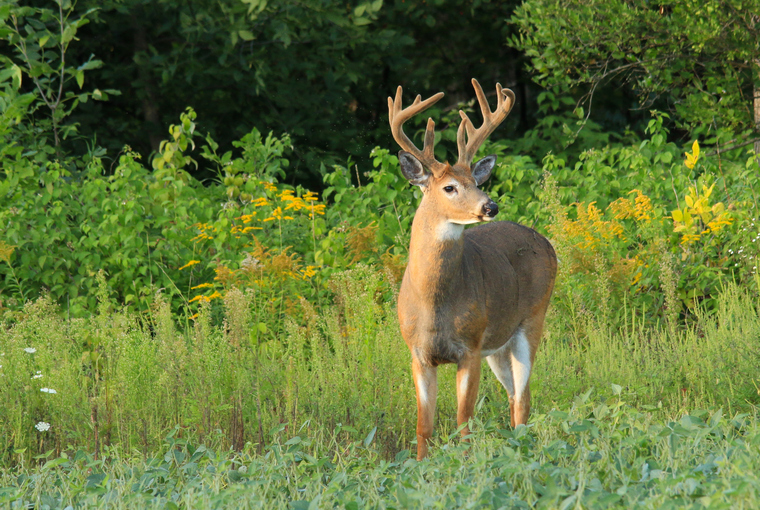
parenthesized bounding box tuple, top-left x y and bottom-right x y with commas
(487, 318, 543, 427)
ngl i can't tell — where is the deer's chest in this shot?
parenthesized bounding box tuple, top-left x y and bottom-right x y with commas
(398, 284, 488, 365)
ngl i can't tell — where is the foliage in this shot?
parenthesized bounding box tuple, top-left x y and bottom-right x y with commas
(0, 0, 117, 148)
(0, 107, 306, 317)
(9, 0, 531, 183)
(536, 113, 760, 325)
(511, 0, 760, 139)
(5, 404, 760, 509)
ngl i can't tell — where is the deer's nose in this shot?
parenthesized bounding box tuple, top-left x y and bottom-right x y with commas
(483, 200, 499, 218)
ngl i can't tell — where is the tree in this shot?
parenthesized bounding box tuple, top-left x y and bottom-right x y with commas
(5, 0, 554, 183)
(62, 0, 531, 183)
(511, 0, 760, 149)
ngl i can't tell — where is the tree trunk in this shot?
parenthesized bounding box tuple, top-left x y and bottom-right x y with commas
(754, 60, 760, 157)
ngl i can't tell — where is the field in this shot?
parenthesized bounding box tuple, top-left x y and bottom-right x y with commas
(2, 273, 760, 508)
(3, 403, 760, 509)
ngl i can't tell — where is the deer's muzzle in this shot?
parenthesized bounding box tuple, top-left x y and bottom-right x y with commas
(483, 200, 499, 218)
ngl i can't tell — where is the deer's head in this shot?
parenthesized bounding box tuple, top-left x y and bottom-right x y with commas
(389, 79, 515, 228)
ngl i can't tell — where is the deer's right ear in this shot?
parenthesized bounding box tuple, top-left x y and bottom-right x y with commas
(398, 151, 430, 187)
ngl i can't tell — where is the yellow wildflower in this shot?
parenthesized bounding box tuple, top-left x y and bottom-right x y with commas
(191, 283, 213, 290)
(263, 207, 294, 221)
(309, 204, 326, 217)
(189, 290, 223, 303)
(630, 190, 653, 222)
(179, 260, 200, 270)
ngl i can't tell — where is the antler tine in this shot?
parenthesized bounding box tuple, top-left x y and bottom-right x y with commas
(456, 79, 515, 168)
(388, 86, 446, 176)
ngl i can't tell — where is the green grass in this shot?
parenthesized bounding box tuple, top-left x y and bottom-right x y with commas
(1, 266, 760, 507)
(2, 396, 760, 509)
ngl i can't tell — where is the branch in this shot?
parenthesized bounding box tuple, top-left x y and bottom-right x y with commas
(12, 16, 56, 112)
(54, 0, 66, 111)
(705, 137, 760, 156)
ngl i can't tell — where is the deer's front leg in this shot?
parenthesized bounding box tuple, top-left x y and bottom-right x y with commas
(412, 356, 438, 460)
(456, 350, 482, 440)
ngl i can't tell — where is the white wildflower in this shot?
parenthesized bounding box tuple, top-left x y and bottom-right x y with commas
(32, 371, 43, 379)
(241, 254, 263, 271)
(35, 422, 51, 432)
(40, 388, 57, 394)
(24, 347, 37, 354)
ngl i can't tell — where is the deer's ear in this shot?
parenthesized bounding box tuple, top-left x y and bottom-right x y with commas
(399, 151, 430, 187)
(472, 155, 496, 186)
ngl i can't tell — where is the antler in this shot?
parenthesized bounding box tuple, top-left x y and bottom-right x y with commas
(456, 79, 515, 168)
(388, 86, 447, 177)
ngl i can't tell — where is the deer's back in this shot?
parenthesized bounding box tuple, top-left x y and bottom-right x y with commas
(463, 221, 557, 295)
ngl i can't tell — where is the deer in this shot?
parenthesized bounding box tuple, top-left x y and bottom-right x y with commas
(388, 79, 558, 460)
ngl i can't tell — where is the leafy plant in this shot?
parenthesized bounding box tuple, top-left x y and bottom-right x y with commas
(511, 0, 760, 139)
(0, 0, 117, 148)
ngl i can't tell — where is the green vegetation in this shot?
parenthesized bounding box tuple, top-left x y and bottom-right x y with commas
(512, 0, 760, 138)
(4, 398, 760, 509)
(2, 282, 760, 507)
(2, 0, 760, 507)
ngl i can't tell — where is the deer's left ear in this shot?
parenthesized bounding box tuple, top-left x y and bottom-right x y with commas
(472, 155, 496, 186)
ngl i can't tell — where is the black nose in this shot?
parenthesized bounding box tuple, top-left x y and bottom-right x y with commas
(483, 200, 499, 218)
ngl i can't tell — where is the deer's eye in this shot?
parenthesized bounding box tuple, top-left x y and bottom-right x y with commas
(443, 186, 455, 193)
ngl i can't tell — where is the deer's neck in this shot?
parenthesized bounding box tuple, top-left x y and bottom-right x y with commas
(407, 201, 466, 302)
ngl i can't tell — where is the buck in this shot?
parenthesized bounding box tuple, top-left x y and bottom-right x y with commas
(388, 79, 557, 460)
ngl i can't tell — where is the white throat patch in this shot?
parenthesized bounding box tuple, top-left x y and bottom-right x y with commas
(436, 222, 464, 241)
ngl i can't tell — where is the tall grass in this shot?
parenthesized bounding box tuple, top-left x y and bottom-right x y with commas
(1, 266, 759, 467)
